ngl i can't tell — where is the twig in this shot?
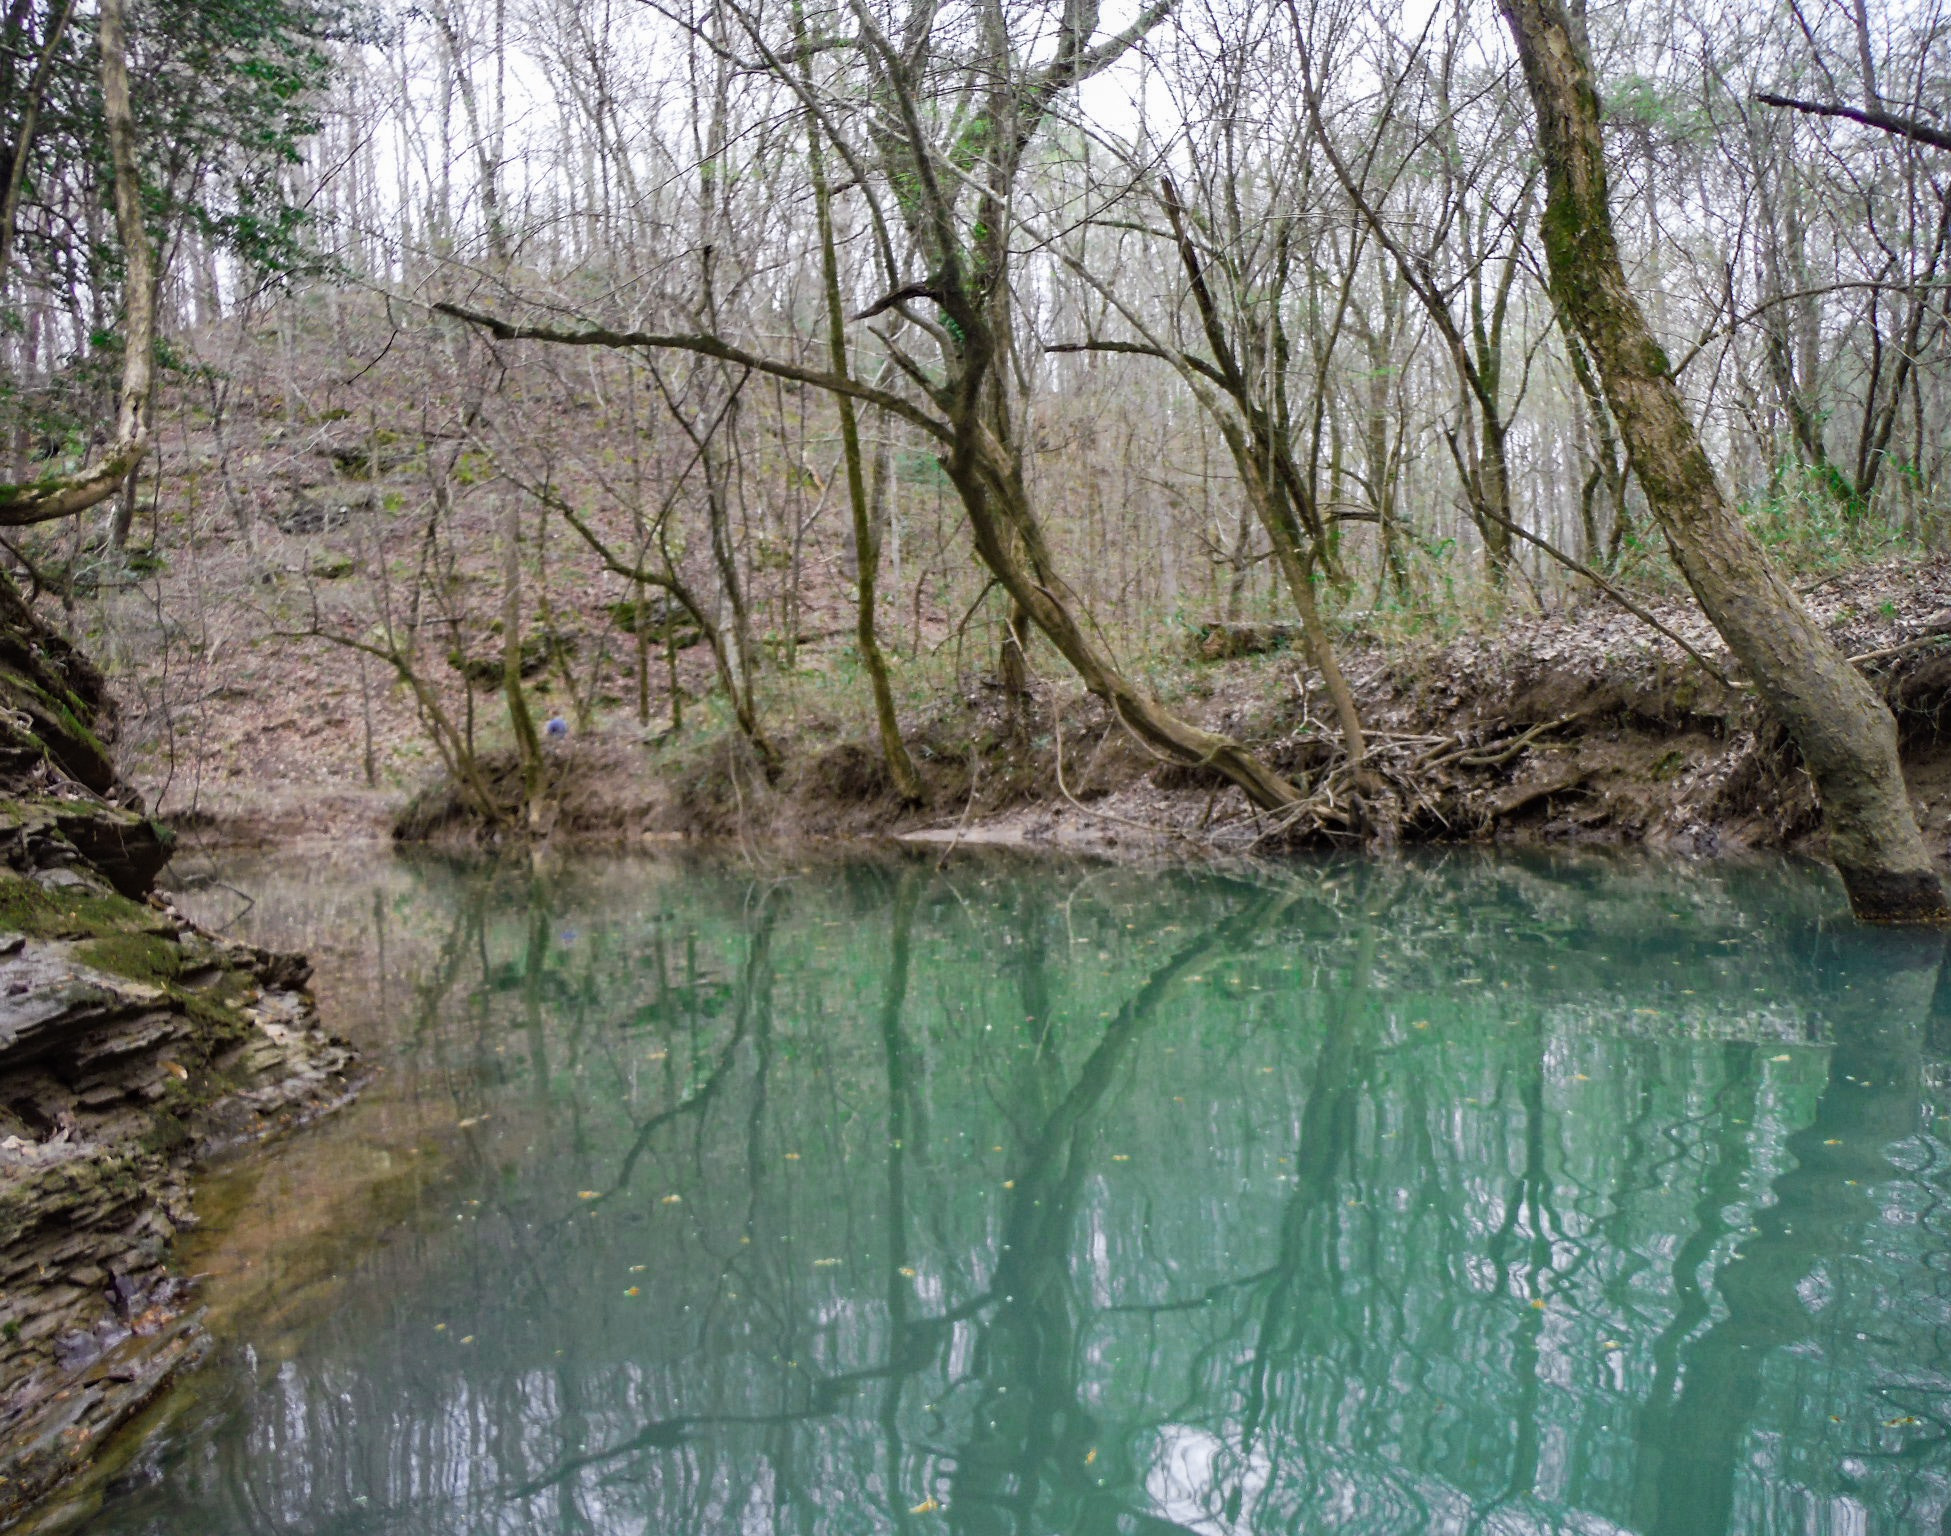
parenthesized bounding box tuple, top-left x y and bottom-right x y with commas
(1471, 505, 1737, 687)
(1849, 631, 1951, 666)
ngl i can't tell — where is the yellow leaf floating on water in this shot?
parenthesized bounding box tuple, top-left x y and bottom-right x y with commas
(662, 1194, 683, 1205)
(784, 1152, 801, 1161)
(1530, 1299, 1547, 1310)
(814, 1258, 841, 1267)
(899, 1267, 917, 1278)
(577, 1191, 602, 1201)
(1110, 1154, 1130, 1162)
(1825, 1139, 1844, 1146)
(1084, 1448, 1098, 1466)
(1602, 1340, 1622, 1351)
(1886, 1416, 1920, 1427)
(630, 1264, 647, 1273)
(624, 1286, 641, 1297)
(909, 1498, 940, 1514)
(1770, 1054, 1792, 1063)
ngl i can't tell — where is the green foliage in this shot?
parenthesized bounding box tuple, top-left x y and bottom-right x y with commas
(1740, 461, 1915, 575)
(5, 0, 362, 284)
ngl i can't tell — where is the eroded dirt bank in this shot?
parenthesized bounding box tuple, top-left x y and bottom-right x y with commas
(389, 558, 1950, 863)
(0, 583, 351, 1528)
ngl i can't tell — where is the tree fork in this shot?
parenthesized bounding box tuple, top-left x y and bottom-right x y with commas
(1500, 0, 1947, 923)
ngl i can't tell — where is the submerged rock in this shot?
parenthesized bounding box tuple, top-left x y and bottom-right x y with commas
(0, 574, 352, 1527)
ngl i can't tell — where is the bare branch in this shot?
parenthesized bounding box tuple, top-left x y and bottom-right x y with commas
(431, 301, 952, 442)
(1754, 92, 1951, 152)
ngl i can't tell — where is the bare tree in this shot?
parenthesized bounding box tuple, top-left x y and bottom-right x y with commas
(1500, 0, 1947, 921)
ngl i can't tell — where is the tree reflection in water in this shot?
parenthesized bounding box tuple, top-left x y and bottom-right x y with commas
(81, 851, 1951, 1536)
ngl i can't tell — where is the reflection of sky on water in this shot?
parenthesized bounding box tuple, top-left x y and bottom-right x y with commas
(71, 850, 1951, 1536)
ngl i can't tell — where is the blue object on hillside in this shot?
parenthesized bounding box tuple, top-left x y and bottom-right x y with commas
(545, 715, 569, 739)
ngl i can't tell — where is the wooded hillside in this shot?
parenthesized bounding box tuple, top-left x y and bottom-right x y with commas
(2, 0, 1949, 908)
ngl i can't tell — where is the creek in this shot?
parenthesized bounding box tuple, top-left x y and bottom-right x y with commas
(62, 848, 1951, 1535)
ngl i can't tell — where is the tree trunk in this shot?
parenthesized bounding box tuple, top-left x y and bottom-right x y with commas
(1500, 0, 1946, 923)
(0, 0, 152, 524)
(944, 431, 1303, 813)
(499, 495, 547, 829)
(803, 74, 923, 802)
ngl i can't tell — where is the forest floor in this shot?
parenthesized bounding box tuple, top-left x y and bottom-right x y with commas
(139, 552, 1951, 871)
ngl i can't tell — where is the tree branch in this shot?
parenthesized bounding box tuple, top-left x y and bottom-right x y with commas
(1754, 92, 1951, 153)
(431, 301, 953, 442)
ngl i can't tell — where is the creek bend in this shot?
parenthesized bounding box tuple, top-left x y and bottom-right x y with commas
(60, 848, 1951, 1536)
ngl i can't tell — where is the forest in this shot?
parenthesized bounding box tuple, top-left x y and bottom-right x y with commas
(2, 0, 1951, 913)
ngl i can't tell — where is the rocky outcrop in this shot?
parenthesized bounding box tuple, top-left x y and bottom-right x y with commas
(0, 574, 352, 1527)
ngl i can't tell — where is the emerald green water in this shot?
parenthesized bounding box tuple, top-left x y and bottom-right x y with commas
(74, 850, 1951, 1535)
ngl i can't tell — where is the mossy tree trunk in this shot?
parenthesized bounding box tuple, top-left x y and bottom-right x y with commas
(498, 495, 547, 828)
(1500, 0, 1946, 923)
(800, 38, 924, 804)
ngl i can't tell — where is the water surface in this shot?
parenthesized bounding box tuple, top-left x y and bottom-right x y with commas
(74, 849, 1951, 1535)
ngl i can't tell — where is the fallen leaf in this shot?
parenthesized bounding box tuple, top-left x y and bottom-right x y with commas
(1530, 1299, 1547, 1310)
(624, 1286, 641, 1297)
(909, 1498, 940, 1515)
(1084, 1448, 1098, 1466)
(813, 1258, 841, 1267)
(1770, 1054, 1792, 1063)
(661, 1194, 682, 1205)
(898, 1267, 917, 1278)
(577, 1191, 602, 1201)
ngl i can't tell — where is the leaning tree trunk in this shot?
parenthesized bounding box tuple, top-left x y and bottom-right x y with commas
(1500, 0, 1946, 923)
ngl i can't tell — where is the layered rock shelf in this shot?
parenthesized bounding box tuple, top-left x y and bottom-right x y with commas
(0, 578, 351, 1527)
